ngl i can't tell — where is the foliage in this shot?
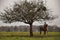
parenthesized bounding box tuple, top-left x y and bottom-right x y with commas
(0, 1, 54, 23)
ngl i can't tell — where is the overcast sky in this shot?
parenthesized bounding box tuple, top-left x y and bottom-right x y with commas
(0, 0, 60, 27)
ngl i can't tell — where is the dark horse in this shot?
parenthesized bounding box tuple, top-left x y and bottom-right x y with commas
(39, 22, 48, 35)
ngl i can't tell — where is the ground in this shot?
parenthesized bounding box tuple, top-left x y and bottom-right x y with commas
(0, 32, 60, 40)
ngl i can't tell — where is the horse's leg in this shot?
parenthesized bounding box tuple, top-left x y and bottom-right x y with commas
(44, 31, 46, 35)
(40, 31, 41, 34)
(47, 29, 48, 34)
(40, 28, 42, 35)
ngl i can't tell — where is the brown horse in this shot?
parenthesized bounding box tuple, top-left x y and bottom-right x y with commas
(39, 22, 48, 35)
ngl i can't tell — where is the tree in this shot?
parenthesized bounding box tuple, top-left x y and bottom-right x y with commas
(0, 0, 54, 36)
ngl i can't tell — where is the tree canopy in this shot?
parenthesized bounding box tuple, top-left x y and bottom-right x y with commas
(0, 1, 53, 23)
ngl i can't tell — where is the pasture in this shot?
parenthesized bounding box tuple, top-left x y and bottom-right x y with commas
(0, 32, 60, 40)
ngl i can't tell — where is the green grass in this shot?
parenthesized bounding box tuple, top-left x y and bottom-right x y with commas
(0, 32, 60, 40)
(0, 32, 60, 37)
(0, 37, 60, 40)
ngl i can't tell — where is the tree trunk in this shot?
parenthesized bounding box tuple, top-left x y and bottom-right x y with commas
(29, 23, 33, 37)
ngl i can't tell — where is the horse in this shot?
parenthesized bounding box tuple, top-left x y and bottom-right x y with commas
(39, 22, 48, 35)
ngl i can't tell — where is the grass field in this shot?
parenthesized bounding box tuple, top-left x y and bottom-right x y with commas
(0, 32, 60, 40)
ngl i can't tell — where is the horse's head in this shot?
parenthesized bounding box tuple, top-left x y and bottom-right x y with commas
(44, 22, 48, 27)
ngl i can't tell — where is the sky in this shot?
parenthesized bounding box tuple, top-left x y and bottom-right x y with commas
(0, 0, 60, 27)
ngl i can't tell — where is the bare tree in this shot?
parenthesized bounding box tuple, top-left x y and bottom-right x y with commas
(0, 0, 54, 36)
